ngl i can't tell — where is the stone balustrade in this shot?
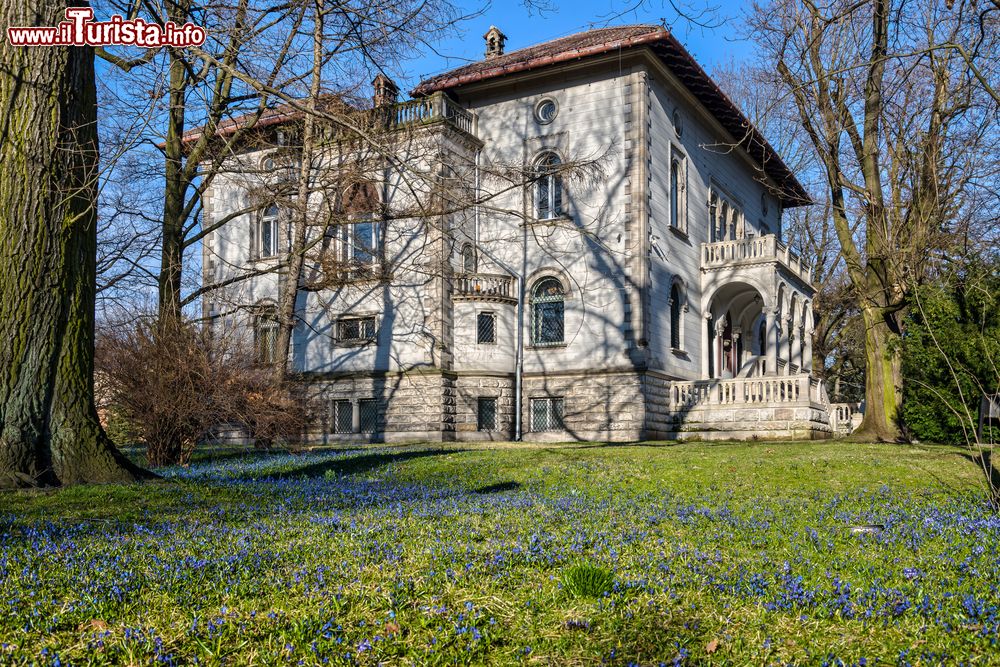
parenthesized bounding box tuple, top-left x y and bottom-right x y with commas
(701, 234, 812, 284)
(390, 92, 477, 136)
(668, 374, 826, 410)
(454, 272, 515, 302)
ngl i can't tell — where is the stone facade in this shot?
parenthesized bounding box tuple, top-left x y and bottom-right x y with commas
(200, 25, 833, 444)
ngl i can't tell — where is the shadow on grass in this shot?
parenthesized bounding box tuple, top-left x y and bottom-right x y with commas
(959, 450, 1000, 496)
(473, 481, 521, 494)
(244, 448, 464, 481)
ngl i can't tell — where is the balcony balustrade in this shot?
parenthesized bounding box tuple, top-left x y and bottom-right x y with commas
(453, 272, 515, 303)
(701, 234, 812, 284)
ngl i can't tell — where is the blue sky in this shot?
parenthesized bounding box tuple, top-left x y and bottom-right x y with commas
(398, 0, 754, 90)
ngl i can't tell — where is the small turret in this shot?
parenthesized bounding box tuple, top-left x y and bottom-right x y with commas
(484, 25, 506, 59)
(372, 73, 399, 107)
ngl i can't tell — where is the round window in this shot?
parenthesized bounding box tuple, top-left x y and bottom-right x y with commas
(672, 109, 683, 136)
(761, 192, 769, 215)
(535, 99, 557, 124)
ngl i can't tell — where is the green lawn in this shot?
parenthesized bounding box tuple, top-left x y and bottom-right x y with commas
(1, 441, 997, 665)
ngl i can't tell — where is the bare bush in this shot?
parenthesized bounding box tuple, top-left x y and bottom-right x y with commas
(96, 317, 307, 466)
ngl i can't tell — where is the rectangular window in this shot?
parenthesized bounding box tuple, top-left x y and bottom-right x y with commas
(332, 400, 353, 433)
(257, 206, 280, 258)
(339, 220, 378, 278)
(358, 399, 378, 433)
(337, 316, 376, 343)
(530, 397, 564, 432)
(477, 397, 497, 431)
(477, 311, 496, 344)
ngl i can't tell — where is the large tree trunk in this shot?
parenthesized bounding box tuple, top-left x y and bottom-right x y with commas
(0, 0, 149, 487)
(855, 305, 903, 441)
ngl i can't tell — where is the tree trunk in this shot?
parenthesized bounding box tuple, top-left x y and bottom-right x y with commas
(854, 304, 903, 441)
(0, 0, 149, 487)
(274, 0, 324, 381)
(158, 26, 189, 328)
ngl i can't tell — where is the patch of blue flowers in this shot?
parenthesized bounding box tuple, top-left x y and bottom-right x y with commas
(0, 447, 998, 664)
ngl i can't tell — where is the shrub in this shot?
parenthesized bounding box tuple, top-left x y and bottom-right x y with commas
(901, 258, 1000, 445)
(96, 317, 308, 466)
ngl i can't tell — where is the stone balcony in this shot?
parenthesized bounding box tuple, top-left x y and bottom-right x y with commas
(701, 234, 812, 285)
(453, 272, 516, 303)
(389, 92, 478, 137)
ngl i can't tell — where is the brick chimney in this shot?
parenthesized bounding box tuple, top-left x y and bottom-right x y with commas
(372, 73, 399, 107)
(484, 25, 506, 59)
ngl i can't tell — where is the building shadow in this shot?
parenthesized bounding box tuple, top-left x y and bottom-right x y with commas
(473, 480, 521, 494)
(244, 447, 461, 480)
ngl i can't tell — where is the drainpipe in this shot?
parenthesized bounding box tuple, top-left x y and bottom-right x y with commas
(514, 273, 524, 441)
(474, 149, 481, 250)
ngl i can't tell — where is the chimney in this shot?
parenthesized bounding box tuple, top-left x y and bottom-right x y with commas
(372, 73, 399, 107)
(484, 25, 506, 59)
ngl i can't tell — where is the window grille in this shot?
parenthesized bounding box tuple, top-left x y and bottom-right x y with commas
(530, 397, 564, 432)
(477, 311, 496, 344)
(333, 400, 353, 433)
(254, 307, 279, 364)
(338, 316, 376, 343)
(477, 397, 497, 431)
(531, 278, 564, 345)
(358, 399, 379, 433)
(670, 283, 683, 350)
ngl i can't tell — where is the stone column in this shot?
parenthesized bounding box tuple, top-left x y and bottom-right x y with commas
(802, 324, 813, 372)
(765, 308, 778, 376)
(701, 311, 712, 379)
(732, 328, 742, 375)
(782, 317, 795, 375)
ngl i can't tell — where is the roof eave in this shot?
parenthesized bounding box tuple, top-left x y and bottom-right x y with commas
(410, 30, 668, 97)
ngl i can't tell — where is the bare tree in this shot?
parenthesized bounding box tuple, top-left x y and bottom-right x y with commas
(749, 0, 999, 440)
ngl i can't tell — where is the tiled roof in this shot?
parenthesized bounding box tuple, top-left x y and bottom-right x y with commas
(175, 94, 353, 145)
(413, 25, 810, 206)
(412, 25, 662, 95)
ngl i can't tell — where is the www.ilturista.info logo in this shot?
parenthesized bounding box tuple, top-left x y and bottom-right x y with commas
(7, 8, 206, 47)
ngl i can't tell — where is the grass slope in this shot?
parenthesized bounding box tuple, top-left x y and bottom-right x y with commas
(0, 441, 997, 665)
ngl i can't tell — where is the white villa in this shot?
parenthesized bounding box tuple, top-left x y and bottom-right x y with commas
(200, 24, 834, 443)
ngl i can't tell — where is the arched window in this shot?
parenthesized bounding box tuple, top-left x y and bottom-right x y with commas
(461, 243, 476, 273)
(670, 160, 680, 229)
(758, 317, 767, 356)
(709, 192, 719, 242)
(253, 305, 279, 365)
(531, 277, 564, 345)
(255, 204, 279, 258)
(534, 152, 563, 220)
(670, 282, 683, 350)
